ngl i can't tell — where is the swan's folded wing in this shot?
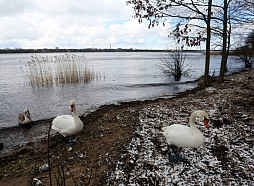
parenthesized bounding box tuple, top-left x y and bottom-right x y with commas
(60, 115, 73, 120)
(162, 125, 195, 147)
(18, 113, 25, 122)
(162, 125, 190, 136)
(52, 115, 74, 131)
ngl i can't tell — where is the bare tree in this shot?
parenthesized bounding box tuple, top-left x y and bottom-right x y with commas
(127, 0, 254, 83)
(205, 0, 212, 86)
(218, 0, 229, 82)
(218, 0, 254, 82)
(127, 0, 213, 86)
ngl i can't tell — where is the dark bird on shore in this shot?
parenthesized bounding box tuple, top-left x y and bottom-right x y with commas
(18, 108, 32, 125)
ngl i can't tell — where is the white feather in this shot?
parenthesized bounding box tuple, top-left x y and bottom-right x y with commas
(51, 101, 83, 137)
(162, 110, 209, 148)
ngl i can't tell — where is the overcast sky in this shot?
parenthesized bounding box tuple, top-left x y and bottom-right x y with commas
(0, 0, 175, 50)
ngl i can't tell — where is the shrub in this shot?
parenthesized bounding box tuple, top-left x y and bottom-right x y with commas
(233, 46, 253, 68)
(160, 50, 191, 81)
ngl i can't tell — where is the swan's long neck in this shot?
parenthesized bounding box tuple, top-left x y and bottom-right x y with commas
(24, 113, 29, 121)
(72, 105, 78, 118)
(189, 111, 198, 129)
(72, 104, 82, 128)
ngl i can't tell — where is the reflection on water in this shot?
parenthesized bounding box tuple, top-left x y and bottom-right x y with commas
(0, 52, 243, 131)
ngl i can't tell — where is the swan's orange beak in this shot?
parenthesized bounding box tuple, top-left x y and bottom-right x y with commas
(71, 105, 74, 112)
(204, 119, 209, 128)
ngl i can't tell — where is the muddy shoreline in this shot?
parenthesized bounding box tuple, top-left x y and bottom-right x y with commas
(0, 69, 253, 185)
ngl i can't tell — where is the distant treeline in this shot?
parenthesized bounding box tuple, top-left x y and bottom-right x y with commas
(0, 48, 206, 54)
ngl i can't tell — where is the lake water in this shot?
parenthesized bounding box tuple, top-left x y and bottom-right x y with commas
(0, 52, 242, 131)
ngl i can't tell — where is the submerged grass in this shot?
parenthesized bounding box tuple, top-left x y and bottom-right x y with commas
(25, 54, 100, 87)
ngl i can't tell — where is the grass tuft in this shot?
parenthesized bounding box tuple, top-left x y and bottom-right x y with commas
(25, 54, 99, 87)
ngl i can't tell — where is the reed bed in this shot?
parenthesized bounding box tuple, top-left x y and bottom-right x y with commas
(25, 54, 99, 87)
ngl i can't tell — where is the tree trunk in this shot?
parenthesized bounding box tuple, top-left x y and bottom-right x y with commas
(203, 0, 212, 87)
(225, 20, 231, 72)
(219, 0, 228, 82)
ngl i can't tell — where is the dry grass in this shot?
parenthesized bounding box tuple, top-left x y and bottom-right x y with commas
(26, 54, 99, 87)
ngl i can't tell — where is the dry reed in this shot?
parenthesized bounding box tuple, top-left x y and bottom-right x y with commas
(25, 54, 99, 87)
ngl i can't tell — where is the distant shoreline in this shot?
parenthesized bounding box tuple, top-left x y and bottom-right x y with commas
(0, 48, 211, 54)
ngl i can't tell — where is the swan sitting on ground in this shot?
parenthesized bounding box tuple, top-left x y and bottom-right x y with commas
(52, 100, 83, 137)
(18, 108, 32, 125)
(161, 110, 209, 163)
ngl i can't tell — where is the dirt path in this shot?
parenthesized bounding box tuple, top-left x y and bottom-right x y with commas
(0, 69, 253, 185)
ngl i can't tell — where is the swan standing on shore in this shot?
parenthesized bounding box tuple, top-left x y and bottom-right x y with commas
(162, 110, 209, 163)
(52, 100, 83, 137)
(18, 108, 32, 125)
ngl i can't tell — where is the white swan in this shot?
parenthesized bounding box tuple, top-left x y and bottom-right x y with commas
(18, 108, 32, 125)
(162, 110, 209, 163)
(52, 100, 83, 137)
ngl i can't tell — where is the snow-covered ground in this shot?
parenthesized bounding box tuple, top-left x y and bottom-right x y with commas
(109, 78, 254, 185)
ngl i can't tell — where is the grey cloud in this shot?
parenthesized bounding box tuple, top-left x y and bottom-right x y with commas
(0, 0, 35, 16)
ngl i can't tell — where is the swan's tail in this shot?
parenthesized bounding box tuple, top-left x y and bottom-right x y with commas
(161, 126, 168, 132)
(161, 126, 169, 137)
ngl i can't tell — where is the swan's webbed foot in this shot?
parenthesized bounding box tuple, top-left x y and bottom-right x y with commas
(167, 145, 187, 164)
(174, 154, 187, 163)
(66, 135, 78, 149)
(168, 153, 179, 164)
(168, 145, 178, 164)
(69, 135, 78, 143)
(168, 153, 187, 164)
